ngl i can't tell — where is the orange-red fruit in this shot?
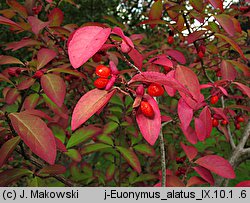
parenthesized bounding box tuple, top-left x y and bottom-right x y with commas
(198, 50, 204, 58)
(212, 118, 219, 127)
(235, 123, 241, 130)
(167, 36, 174, 44)
(221, 120, 228, 125)
(148, 83, 164, 97)
(33, 70, 44, 79)
(237, 116, 244, 123)
(140, 101, 154, 118)
(95, 65, 110, 78)
(94, 78, 109, 89)
(210, 95, 219, 105)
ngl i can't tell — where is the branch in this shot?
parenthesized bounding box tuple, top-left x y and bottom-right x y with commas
(159, 128, 166, 187)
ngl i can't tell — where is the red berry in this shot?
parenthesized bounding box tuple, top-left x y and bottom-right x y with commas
(95, 65, 110, 78)
(15, 68, 22, 75)
(94, 78, 109, 89)
(198, 50, 204, 58)
(147, 83, 164, 97)
(210, 95, 219, 105)
(167, 36, 174, 44)
(221, 119, 228, 125)
(8, 69, 16, 77)
(64, 75, 71, 81)
(235, 123, 241, 130)
(216, 70, 222, 77)
(92, 53, 102, 62)
(163, 66, 171, 72)
(33, 70, 44, 79)
(176, 156, 186, 164)
(140, 101, 154, 118)
(237, 116, 244, 123)
(212, 118, 219, 127)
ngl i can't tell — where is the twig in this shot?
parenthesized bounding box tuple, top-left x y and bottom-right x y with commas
(221, 96, 236, 149)
(182, 13, 213, 83)
(159, 129, 166, 187)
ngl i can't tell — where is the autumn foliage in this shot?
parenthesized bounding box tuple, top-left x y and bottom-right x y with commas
(0, 0, 250, 187)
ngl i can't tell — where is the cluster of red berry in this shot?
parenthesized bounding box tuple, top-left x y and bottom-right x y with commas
(94, 65, 111, 89)
(139, 83, 165, 118)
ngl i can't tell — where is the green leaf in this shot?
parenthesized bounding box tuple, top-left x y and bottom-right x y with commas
(133, 144, 156, 157)
(106, 163, 115, 181)
(81, 143, 112, 155)
(109, 95, 123, 106)
(66, 126, 101, 148)
(49, 123, 66, 143)
(64, 149, 81, 162)
(0, 136, 21, 167)
(0, 168, 32, 186)
(103, 121, 119, 135)
(96, 134, 114, 146)
(131, 174, 158, 184)
(116, 146, 141, 173)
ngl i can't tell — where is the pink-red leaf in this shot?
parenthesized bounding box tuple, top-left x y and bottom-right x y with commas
(136, 95, 161, 146)
(112, 27, 134, 49)
(0, 55, 24, 65)
(128, 49, 143, 69)
(165, 49, 186, 64)
(5, 88, 20, 104)
(166, 175, 185, 187)
(71, 89, 116, 131)
(41, 74, 66, 107)
(116, 146, 141, 173)
(37, 164, 66, 175)
(0, 16, 23, 30)
(187, 176, 207, 187)
(199, 106, 212, 138)
(233, 82, 250, 98)
(37, 48, 57, 70)
(195, 118, 206, 141)
(220, 60, 237, 81)
(23, 93, 39, 110)
(195, 155, 236, 179)
(193, 166, 214, 185)
(208, 0, 223, 11)
(17, 78, 35, 90)
(4, 38, 41, 51)
(27, 16, 49, 35)
(227, 60, 250, 77)
(9, 112, 56, 165)
(178, 98, 193, 130)
(214, 14, 235, 37)
(215, 33, 246, 60)
(235, 180, 250, 187)
(68, 26, 111, 69)
(187, 30, 206, 44)
(148, 54, 173, 68)
(180, 125, 198, 144)
(48, 8, 64, 26)
(0, 136, 21, 167)
(164, 70, 176, 97)
(180, 142, 198, 161)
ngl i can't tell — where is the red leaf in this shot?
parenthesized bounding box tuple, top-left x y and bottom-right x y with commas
(68, 26, 111, 69)
(187, 176, 207, 187)
(212, 107, 228, 121)
(233, 82, 250, 98)
(71, 89, 116, 131)
(215, 14, 235, 37)
(180, 125, 198, 144)
(0, 55, 24, 65)
(180, 142, 198, 161)
(227, 60, 250, 77)
(195, 118, 206, 141)
(138, 19, 166, 25)
(55, 137, 67, 152)
(193, 166, 214, 185)
(4, 38, 41, 51)
(27, 16, 49, 35)
(22, 109, 53, 121)
(0, 16, 23, 30)
(189, 0, 204, 12)
(23, 93, 39, 110)
(128, 49, 143, 69)
(215, 34, 246, 60)
(165, 49, 186, 64)
(37, 48, 57, 70)
(220, 60, 237, 81)
(9, 112, 56, 165)
(178, 98, 193, 130)
(116, 146, 141, 173)
(112, 27, 134, 49)
(208, 0, 223, 11)
(148, 54, 173, 68)
(166, 175, 185, 187)
(7, 0, 28, 18)
(37, 164, 66, 175)
(0, 136, 21, 167)
(164, 70, 176, 97)
(199, 106, 212, 138)
(136, 95, 161, 146)
(128, 71, 191, 96)
(195, 155, 236, 179)
(48, 8, 64, 26)
(5, 88, 20, 104)
(41, 74, 66, 107)
(187, 30, 206, 44)
(235, 180, 250, 187)
(17, 78, 35, 90)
